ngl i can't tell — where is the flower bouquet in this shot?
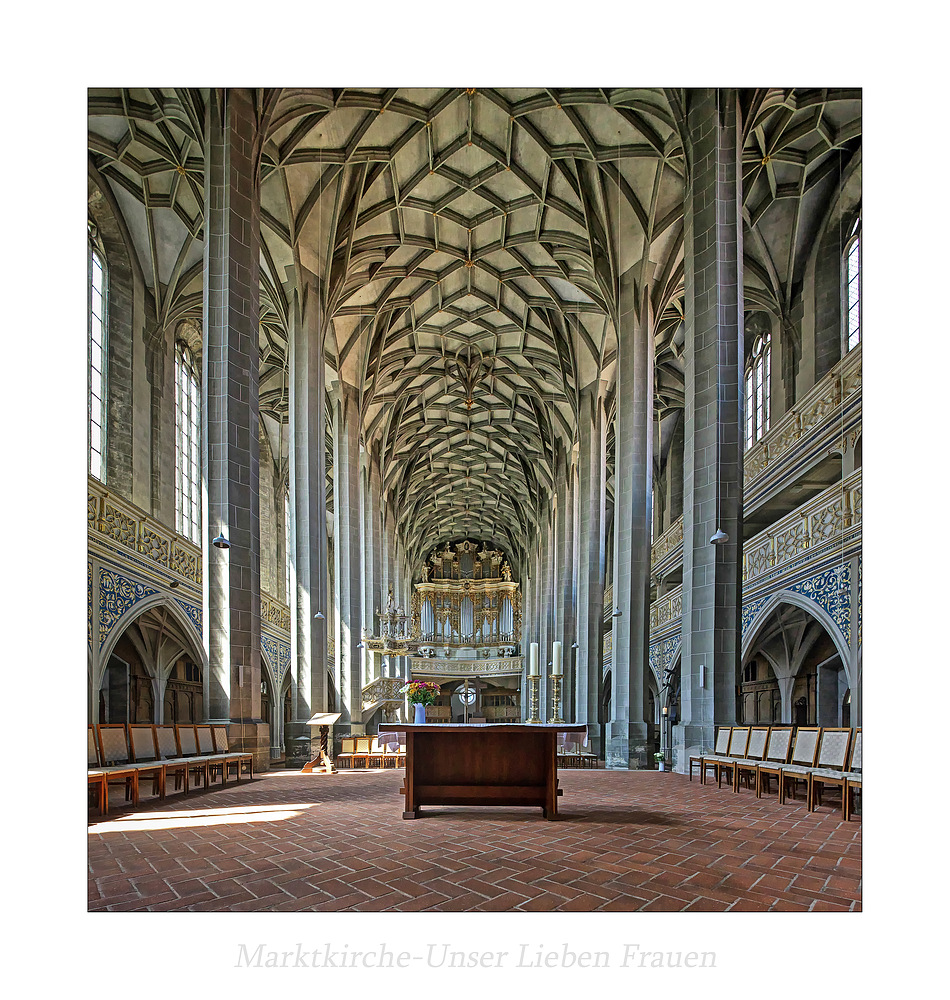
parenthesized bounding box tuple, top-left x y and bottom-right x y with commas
(402, 680, 441, 706)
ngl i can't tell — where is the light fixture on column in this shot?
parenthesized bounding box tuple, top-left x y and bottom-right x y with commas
(710, 527, 729, 544)
(357, 642, 365, 650)
(612, 607, 622, 618)
(212, 533, 230, 549)
(313, 611, 325, 621)
(571, 641, 579, 649)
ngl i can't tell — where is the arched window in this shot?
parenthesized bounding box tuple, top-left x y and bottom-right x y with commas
(88, 226, 106, 481)
(175, 341, 201, 543)
(745, 331, 771, 449)
(845, 218, 861, 351)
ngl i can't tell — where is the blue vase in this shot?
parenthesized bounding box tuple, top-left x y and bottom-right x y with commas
(413, 703, 427, 724)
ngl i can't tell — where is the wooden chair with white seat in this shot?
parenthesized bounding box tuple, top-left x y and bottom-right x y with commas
(153, 724, 199, 793)
(780, 727, 852, 807)
(212, 726, 253, 780)
(96, 724, 163, 804)
(730, 727, 771, 792)
(175, 725, 212, 790)
(754, 727, 796, 798)
(809, 728, 861, 818)
(689, 727, 731, 782)
(712, 727, 751, 788)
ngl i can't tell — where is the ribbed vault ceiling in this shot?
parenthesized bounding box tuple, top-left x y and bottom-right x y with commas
(87, 87, 861, 574)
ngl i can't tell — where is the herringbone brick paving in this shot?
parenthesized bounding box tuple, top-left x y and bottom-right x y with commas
(88, 768, 861, 912)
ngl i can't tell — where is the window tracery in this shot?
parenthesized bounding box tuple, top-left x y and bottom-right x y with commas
(89, 226, 106, 481)
(175, 341, 201, 543)
(745, 331, 771, 449)
(845, 218, 861, 352)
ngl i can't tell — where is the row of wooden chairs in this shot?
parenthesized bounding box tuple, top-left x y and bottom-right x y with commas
(88, 723, 254, 815)
(557, 742, 598, 768)
(689, 726, 862, 820)
(336, 735, 406, 769)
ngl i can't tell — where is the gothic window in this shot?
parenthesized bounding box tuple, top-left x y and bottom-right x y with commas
(89, 228, 106, 481)
(845, 218, 861, 351)
(175, 341, 201, 543)
(745, 332, 771, 449)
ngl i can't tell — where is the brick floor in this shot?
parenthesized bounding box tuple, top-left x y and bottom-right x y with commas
(87, 768, 861, 912)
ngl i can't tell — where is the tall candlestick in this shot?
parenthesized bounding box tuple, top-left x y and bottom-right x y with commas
(552, 641, 562, 675)
(529, 642, 539, 676)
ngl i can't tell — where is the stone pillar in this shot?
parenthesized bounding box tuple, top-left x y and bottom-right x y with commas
(201, 88, 268, 770)
(381, 513, 396, 678)
(817, 658, 841, 727)
(288, 274, 328, 756)
(675, 88, 744, 765)
(520, 563, 532, 721)
(332, 384, 364, 733)
(575, 382, 607, 756)
(360, 460, 374, 684)
(537, 507, 556, 718)
(369, 447, 384, 665)
(669, 413, 685, 525)
(607, 268, 655, 769)
(554, 444, 576, 722)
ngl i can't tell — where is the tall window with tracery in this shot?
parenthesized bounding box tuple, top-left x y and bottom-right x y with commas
(89, 231, 106, 481)
(175, 342, 201, 543)
(846, 219, 861, 351)
(745, 332, 771, 449)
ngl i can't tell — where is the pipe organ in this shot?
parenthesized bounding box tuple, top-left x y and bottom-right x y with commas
(413, 540, 521, 656)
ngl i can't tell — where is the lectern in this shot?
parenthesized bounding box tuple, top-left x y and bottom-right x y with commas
(301, 712, 342, 773)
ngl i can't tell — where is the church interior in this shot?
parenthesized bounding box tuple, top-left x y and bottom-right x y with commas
(79, 83, 871, 924)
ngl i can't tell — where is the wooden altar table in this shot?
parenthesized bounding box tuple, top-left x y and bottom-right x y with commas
(388, 723, 588, 820)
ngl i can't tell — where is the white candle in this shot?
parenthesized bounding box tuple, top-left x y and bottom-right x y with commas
(529, 642, 539, 676)
(552, 641, 562, 675)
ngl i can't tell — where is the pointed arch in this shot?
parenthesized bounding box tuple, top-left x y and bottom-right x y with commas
(95, 595, 207, 697)
(742, 589, 851, 688)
